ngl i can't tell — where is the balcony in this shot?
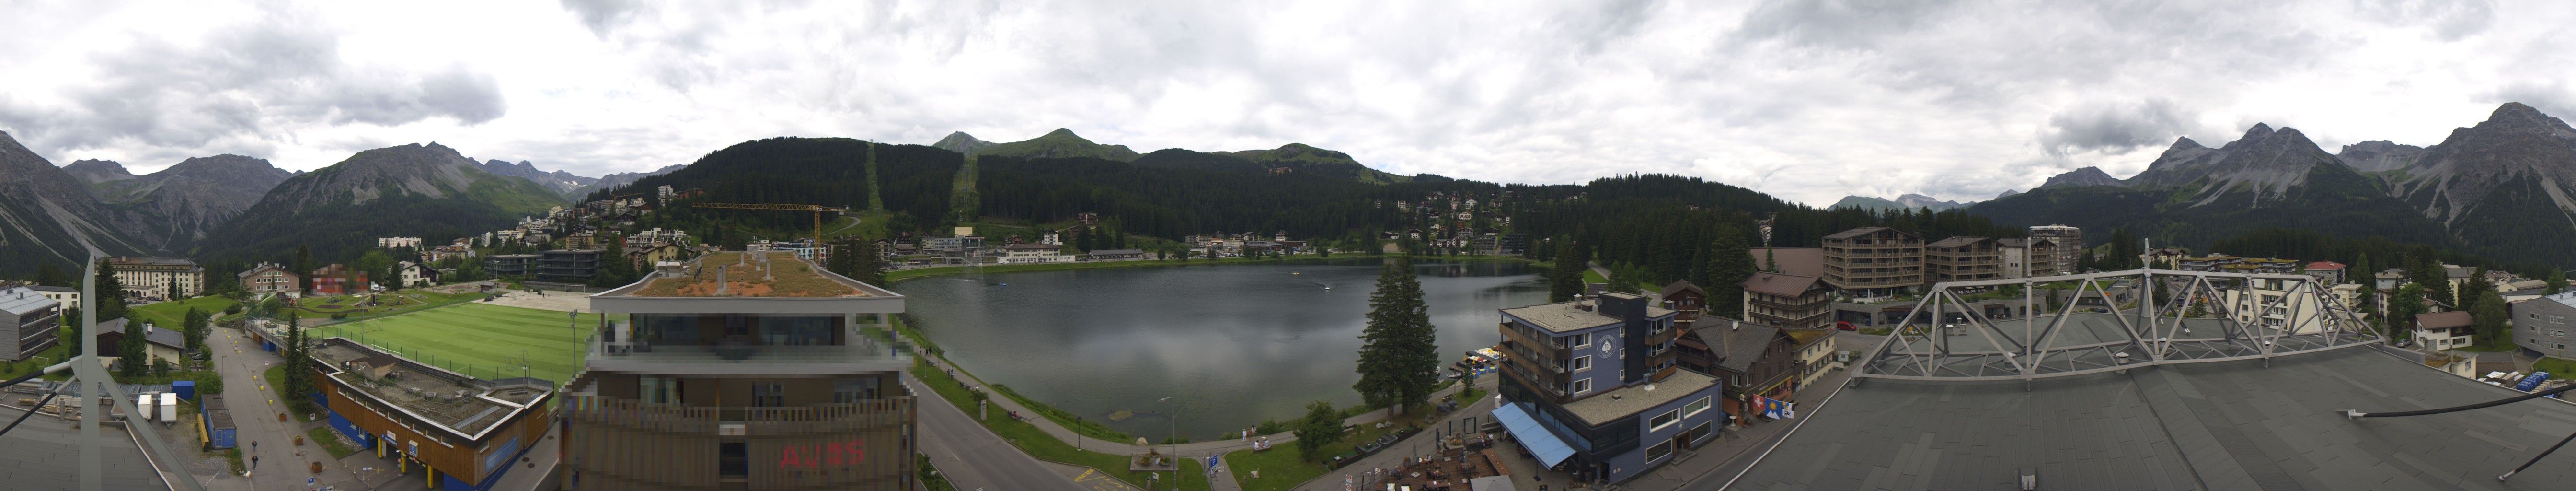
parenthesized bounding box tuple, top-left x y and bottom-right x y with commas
(565, 395, 916, 436)
(588, 336, 912, 375)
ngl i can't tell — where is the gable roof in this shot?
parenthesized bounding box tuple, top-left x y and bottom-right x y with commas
(1695, 322, 1788, 374)
(1741, 272, 1824, 298)
(2415, 310, 2472, 329)
(1660, 280, 1706, 299)
(1925, 236, 1991, 248)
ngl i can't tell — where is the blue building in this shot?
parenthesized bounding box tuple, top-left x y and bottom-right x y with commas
(1493, 292, 1725, 485)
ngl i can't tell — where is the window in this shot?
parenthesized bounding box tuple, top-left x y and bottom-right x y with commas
(1573, 356, 1592, 373)
(1649, 409, 1680, 431)
(752, 382, 786, 407)
(720, 442, 748, 476)
(1572, 378, 1593, 395)
(1684, 397, 1712, 417)
(1646, 439, 1674, 462)
(1573, 333, 1592, 348)
(639, 376, 677, 404)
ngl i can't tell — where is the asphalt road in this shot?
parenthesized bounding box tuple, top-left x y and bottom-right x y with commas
(908, 376, 1089, 491)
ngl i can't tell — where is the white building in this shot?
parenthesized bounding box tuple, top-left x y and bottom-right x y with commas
(29, 285, 78, 312)
(2414, 311, 2475, 351)
(106, 257, 205, 300)
(377, 237, 424, 249)
(999, 243, 1070, 264)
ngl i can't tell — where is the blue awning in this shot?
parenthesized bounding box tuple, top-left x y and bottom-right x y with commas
(1492, 402, 1578, 468)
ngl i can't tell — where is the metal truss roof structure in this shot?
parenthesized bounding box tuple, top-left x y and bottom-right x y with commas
(1855, 268, 2380, 382)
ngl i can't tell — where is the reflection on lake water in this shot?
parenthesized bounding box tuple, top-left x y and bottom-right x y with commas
(893, 258, 1546, 440)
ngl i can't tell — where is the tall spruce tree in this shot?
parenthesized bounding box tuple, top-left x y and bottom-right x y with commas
(92, 259, 127, 323)
(1705, 232, 1756, 318)
(1354, 257, 1440, 415)
(293, 245, 314, 294)
(2471, 289, 2508, 345)
(2550, 269, 2567, 295)
(183, 308, 209, 351)
(33, 261, 70, 288)
(1547, 239, 1584, 302)
(118, 315, 146, 378)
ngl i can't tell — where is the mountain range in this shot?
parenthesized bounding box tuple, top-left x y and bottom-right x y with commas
(478, 159, 598, 198)
(930, 129, 1412, 183)
(196, 142, 564, 263)
(1829, 193, 1972, 212)
(1970, 102, 2576, 267)
(10, 103, 2576, 278)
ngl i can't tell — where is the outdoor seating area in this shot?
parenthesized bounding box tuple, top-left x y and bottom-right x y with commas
(1372, 446, 1513, 491)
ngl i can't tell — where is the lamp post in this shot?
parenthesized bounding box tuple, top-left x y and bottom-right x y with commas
(1160, 396, 1176, 491)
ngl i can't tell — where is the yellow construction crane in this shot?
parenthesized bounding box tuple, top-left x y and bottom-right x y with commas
(691, 202, 852, 243)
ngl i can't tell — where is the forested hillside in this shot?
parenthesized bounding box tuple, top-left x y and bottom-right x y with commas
(597, 138, 960, 245)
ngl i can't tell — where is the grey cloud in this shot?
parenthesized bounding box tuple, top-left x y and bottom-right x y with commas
(2041, 98, 2193, 156)
(5, 12, 508, 160)
(560, 0, 644, 36)
(2354, 0, 2496, 41)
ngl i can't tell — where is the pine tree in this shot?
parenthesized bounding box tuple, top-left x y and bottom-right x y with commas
(293, 245, 313, 294)
(1764, 249, 1779, 273)
(33, 261, 70, 288)
(1354, 257, 1440, 415)
(2390, 283, 2426, 336)
(118, 316, 146, 378)
(1705, 233, 1756, 318)
(183, 308, 209, 351)
(2471, 289, 2508, 345)
(2550, 269, 2567, 295)
(92, 259, 127, 323)
(1547, 239, 1583, 303)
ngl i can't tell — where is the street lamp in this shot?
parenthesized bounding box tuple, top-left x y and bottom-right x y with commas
(1160, 396, 1177, 491)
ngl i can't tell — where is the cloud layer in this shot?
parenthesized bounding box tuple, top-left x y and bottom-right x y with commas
(2, 0, 2570, 205)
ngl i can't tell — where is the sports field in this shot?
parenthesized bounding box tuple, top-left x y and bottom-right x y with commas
(309, 302, 609, 384)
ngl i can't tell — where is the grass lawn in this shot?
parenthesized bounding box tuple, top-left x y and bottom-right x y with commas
(2532, 357, 2576, 376)
(1582, 268, 1608, 284)
(913, 358, 1211, 491)
(129, 296, 240, 328)
(297, 291, 483, 324)
(2458, 326, 2518, 352)
(308, 427, 357, 458)
(264, 364, 317, 421)
(307, 303, 602, 383)
(1226, 446, 1330, 491)
(0, 343, 68, 380)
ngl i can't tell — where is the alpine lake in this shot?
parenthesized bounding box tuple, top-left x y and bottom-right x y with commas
(893, 257, 1547, 440)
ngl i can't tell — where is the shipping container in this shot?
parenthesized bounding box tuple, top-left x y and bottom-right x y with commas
(201, 394, 237, 450)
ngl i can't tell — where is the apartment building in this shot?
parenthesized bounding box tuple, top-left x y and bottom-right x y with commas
(107, 256, 205, 300)
(1739, 272, 1830, 330)
(238, 262, 301, 295)
(1493, 292, 1719, 485)
(1923, 236, 2001, 284)
(1819, 227, 1923, 294)
(0, 287, 61, 362)
(538, 250, 606, 283)
(2027, 225, 2083, 273)
(1997, 237, 2059, 279)
(564, 251, 915, 490)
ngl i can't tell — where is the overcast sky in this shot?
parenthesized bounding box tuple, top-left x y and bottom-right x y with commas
(2, 0, 2569, 205)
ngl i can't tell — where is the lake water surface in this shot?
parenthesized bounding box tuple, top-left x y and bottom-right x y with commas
(893, 258, 1546, 440)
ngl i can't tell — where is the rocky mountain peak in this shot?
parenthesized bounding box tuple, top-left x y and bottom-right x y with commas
(2170, 136, 2205, 150)
(2335, 140, 2430, 173)
(2472, 102, 2576, 137)
(2242, 123, 2275, 140)
(931, 131, 999, 154)
(63, 159, 138, 184)
(2040, 166, 2122, 188)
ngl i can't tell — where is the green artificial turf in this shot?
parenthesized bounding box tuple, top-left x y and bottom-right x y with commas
(308, 303, 603, 383)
